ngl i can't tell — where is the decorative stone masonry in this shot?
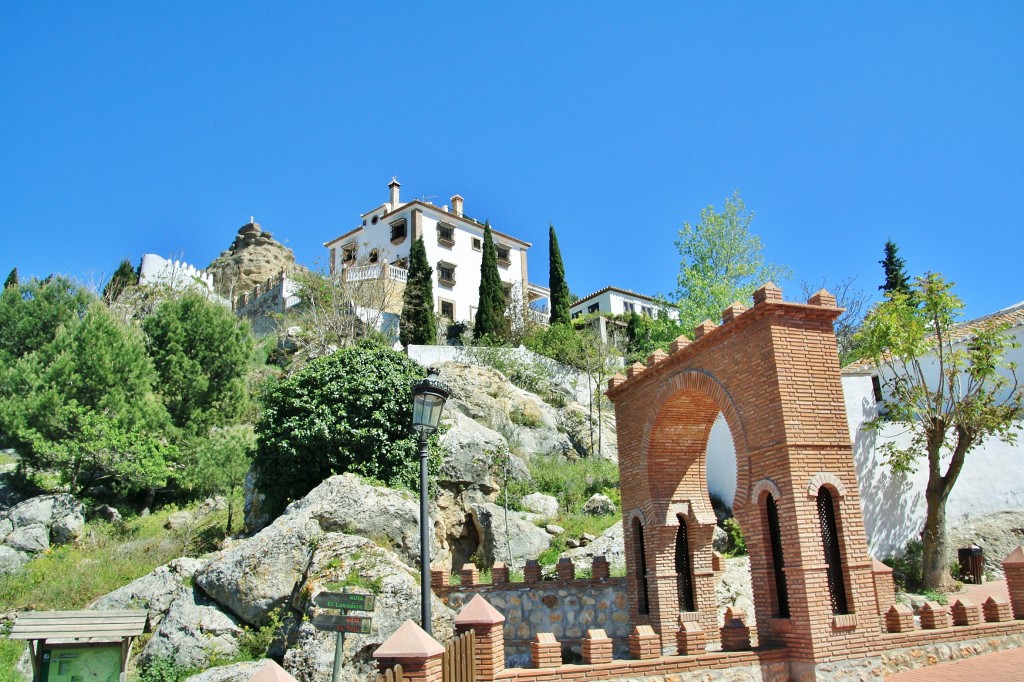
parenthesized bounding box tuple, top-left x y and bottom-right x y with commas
(984, 595, 1013, 623)
(374, 620, 444, 682)
(872, 559, 896, 617)
(530, 633, 561, 668)
(920, 601, 951, 630)
(628, 624, 661, 660)
(720, 608, 751, 651)
(581, 628, 613, 665)
(676, 620, 706, 656)
(491, 562, 509, 585)
(459, 563, 479, 587)
(454, 595, 505, 682)
(556, 557, 575, 581)
(885, 604, 914, 633)
(523, 559, 542, 583)
(591, 555, 610, 580)
(1003, 545, 1024, 619)
(951, 598, 982, 626)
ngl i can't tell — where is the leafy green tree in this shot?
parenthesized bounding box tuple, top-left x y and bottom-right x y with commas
(103, 259, 138, 303)
(857, 273, 1023, 589)
(879, 240, 911, 296)
(673, 192, 791, 333)
(0, 303, 173, 497)
(0, 276, 94, 366)
(143, 293, 253, 434)
(400, 237, 437, 346)
(548, 224, 571, 326)
(252, 342, 431, 516)
(182, 424, 255, 533)
(474, 222, 507, 340)
(3, 268, 17, 289)
(625, 310, 685, 364)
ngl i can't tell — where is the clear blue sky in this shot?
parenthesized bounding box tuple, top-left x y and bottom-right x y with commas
(2, 3, 1021, 319)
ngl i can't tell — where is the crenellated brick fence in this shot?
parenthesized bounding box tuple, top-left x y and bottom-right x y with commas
(375, 547, 1024, 681)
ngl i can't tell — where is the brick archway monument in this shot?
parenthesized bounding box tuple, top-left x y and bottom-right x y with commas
(607, 284, 883, 669)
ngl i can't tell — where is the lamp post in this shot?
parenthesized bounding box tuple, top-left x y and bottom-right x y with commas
(410, 366, 450, 635)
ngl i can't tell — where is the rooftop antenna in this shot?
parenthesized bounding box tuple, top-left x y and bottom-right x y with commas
(420, 195, 438, 202)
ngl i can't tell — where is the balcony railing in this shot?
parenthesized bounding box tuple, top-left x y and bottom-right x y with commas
(343, 264, 408, 283)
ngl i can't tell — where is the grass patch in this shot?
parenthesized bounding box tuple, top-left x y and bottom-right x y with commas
(0, 638, 27, 682)
(506, 454, 619, 515)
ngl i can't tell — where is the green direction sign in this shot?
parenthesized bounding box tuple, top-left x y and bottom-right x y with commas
(312, 613, 372, 634)
(313, 592, 376, 611)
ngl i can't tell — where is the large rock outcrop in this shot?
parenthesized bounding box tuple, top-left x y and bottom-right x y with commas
(948, 510, 1024, 579)
(470, 503, 551, 571)
(0, 493, 84, 573)
(206, 220, 300, 299)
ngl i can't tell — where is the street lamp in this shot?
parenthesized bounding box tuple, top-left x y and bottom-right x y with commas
(410, 366, 450, 635)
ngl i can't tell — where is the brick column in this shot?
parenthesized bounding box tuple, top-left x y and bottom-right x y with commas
(592, 556, 610, 580)
(530, 633, 561, 668)
(374, 620, 444, 682)
(885, 605, 914, 633)
(720, 608, 751, 651)
(582, 629, 613, 664)
(524, 559, 542, 583)
(628, 624, 661, 660)
(920, 601, 951, 629)
(1002, 546, 1024, 619)
(556, 557, 575, 580)
(871, 558, 896, 617)
(459, 563, 479, 587)
(491, 562, 509, 585)
(454, 595, 505, 681)
(951, 598, 982, 626)
(676, 621, 706, 656)
(984, 596, 1013, 623)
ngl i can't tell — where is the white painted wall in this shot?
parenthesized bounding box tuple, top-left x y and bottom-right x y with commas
(138, 254, 215, 291)
(569, 289, 678, 320)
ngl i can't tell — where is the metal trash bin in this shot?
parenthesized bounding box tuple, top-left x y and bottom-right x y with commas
(957, 545, 984, 584)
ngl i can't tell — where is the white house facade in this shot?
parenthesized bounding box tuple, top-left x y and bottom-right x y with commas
(323, 179, 549, 324)
(569, 286, 679, 320)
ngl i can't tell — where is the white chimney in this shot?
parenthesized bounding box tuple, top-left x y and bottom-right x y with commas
(389, 177, 401, 209)
(451, 194, 464, 217)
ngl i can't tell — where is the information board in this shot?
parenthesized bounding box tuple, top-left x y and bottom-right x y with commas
(40, 644, 122, 682)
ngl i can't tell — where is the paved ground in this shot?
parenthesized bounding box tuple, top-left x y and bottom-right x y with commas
(885, 579, 1019, 681)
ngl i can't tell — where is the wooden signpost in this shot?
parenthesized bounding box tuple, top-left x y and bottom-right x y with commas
(312, 591, 375, 682)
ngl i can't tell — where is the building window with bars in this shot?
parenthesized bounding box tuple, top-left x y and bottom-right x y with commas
(496, 245, 511, 266)
(632, 517, 651, 616)
(472, 237, 482, 251)
(437, 262, 456, 286)
(675, 515, 696, 612)
(342, 243, 357, 264)
(817, 486, 850, 615)
(764, 494, 790, 618)
(439, 300, 455, 319)
(437, 222, 455, 245)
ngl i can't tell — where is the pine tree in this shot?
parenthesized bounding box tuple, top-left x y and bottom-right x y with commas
(548, 224, 571, 325)
(103, 259, 138, 302)
(878, 240, 911, 296)
(400, 237, 437, 346)
(474, 222, 507, 340)
(3, 267, 17, 289)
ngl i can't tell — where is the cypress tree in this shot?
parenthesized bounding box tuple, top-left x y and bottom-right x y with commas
(400, 237, 437, 346)
(879, 240, 911, 296)
(474, 222, 507, 340)
(3, 268, 18, 290)
(103, 259, 138, 302)
(548, 224, 571, 325)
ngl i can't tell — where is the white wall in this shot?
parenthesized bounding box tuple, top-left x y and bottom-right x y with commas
(138, 254, 215, 291)
(569, 289, 678, 320)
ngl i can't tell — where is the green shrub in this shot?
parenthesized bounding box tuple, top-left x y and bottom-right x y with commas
(0, 638, 28, 682)
(506, 454, 619, 515)
(883, 539, 924, 593)
(237, 606, 285, 661)
(253, 342, 436, 516)
(722, 518, 746, 557)
(137, 656, 198, 682)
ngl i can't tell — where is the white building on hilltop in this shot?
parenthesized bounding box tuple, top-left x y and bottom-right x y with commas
(323, 179, 549, 324)
(569, 286, 679, 320)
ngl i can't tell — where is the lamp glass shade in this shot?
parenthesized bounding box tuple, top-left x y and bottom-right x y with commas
(412, 392, 445, 433)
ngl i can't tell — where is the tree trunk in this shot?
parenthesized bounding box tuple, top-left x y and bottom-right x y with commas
(920, 484, 950, 591)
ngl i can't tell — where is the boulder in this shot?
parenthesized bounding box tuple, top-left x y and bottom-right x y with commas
(0, 545, 29, 574)
(1, 494, 84, 553)
(5, 525, 48, 553)
(713, 525, 729, 554)
(470, 503, 551, 571)
(282, 533, 455, 682)
(582, 493, 616, 516)
(184, 660, 275, 682)
(520, 493, 559, 518)
(557, 403, 618, 461)
(715, 556, 754, 627)
(139, 587, 243, 671)
(95, 505, 123, 523)
(437, 411, 506, 495)
(546, 524, 565, 536)
(562, 522, 625, 573)
(90, 557, 206, 629)
(165, 511, 194, 530)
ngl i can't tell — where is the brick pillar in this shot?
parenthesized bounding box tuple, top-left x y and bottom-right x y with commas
(430, 569, 446, 591)
(454, 595, 505, 681)
(524, 559, 541, 583)
(1002, 546, 1024, 619)
(720, 608, 751, 651)
(676, 621, 706, 656)
(459, 563, 479, 587)
(592, 555, 610, 580)
(951, 598, 982, 626)
(984, 596, 1013, 623)
(556, 557, 575, 580)
(628, 624, 661, 660)
(871, 558, 896, 617)
(885, 605, 914, 633)
(374, 620, 444, 682)
(491, 562, 509, 584)
(581, 628, 612, 665)
(530, 633, 561, 668)
(920, 601, 951, 629)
